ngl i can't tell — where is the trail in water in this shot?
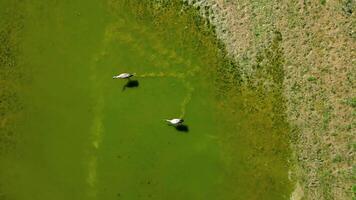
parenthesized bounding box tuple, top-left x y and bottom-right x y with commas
(137, 72, 184, 79)
(85, 21, 202, 197)
(86, 44, 108, 199)
(106, 19, 203, 119)
(180, 78, 194, 118)
(137, 68, 198, 119)
(106, 22, 192, 70)
(87, 75, 104, 198)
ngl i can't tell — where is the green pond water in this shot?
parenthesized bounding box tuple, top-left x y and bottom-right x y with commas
(0, 1, 292, 200)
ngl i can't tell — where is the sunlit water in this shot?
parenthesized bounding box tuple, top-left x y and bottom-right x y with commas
(0, 1, 292, 200)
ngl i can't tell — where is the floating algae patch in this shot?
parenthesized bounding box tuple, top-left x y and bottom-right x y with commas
(0, 0, 292, 199)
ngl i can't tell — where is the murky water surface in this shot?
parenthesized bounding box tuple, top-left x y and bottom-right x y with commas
(0, 1, 292, 199)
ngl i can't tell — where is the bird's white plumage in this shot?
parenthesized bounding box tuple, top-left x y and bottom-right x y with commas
(113, 73, 134, 79)
(166, 118, 184, 125)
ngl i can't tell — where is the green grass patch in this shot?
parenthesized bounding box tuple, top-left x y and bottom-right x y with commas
(322, 107, 332, 130)
(343, 97, 356, 108)
(332, 155, 342, 163)
(342, 0, 354, 16)
(307, 76, 317, 82)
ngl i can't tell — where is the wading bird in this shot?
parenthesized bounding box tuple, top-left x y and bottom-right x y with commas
(165, 118, 184, 126)
(113, 73, 134, 79)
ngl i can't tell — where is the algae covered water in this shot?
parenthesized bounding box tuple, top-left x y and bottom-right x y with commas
(0, 1, 292, 199)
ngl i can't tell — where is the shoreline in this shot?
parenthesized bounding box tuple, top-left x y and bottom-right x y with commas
(183, 0, 355, 199)
(0, 0, 354, 199)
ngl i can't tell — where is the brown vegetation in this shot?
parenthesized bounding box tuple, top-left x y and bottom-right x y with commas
(186, 0, 355, 199)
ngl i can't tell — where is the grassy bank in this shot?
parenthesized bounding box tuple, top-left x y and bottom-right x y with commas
(111, 1, 294, 199)
(185, 0, 355, 199)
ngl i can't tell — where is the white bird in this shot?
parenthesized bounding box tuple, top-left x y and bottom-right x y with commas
(113, 73, 134, 79)
(165, 118, 184, 126)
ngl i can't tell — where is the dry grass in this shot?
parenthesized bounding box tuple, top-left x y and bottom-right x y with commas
(185, 0, 355, 199)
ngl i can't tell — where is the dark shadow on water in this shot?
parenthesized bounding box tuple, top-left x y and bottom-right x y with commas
(122, 80, 139, 91)
(175, 124, 189, 132)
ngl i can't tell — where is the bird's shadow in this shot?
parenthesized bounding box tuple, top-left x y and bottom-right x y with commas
(122, 80, 139, 91)
(175, 124, 189, 132)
